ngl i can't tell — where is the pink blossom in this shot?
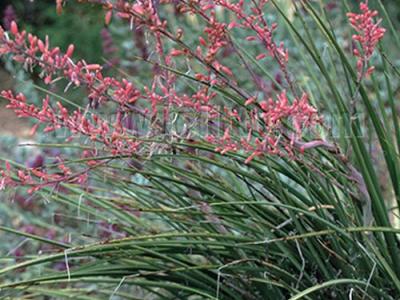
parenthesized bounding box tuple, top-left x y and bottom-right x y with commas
(0, 2, 324, 192)
(206, 90, 320, 162)
(0, 21, 141, 108)
(347, 1, 386, 79)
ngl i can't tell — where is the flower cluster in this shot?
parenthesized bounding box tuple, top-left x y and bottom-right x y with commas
(0, 22, 141, 106)
(0, 20, 145, 152)
(347, 1, 386, 79)
(206, 91, 320, 163)
(2, 90, 142, 154)
(214, 0, 291, 89)
(0, 0, 323, 192)
(0, 157, 88, 194)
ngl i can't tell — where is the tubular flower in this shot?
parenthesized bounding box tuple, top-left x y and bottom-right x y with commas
(0, 1, 324, 193)
(347, 1, 386, 79)
(0, 21, 141, 108)
(206, 91, 321, 163)
(1, 90, 142, 157)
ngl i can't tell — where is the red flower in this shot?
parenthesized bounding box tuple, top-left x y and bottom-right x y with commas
(347, 1, 385, 79)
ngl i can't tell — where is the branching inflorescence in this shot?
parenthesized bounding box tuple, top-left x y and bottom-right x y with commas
(347, 0, 385, 79)
(0, 0, 384, 193)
